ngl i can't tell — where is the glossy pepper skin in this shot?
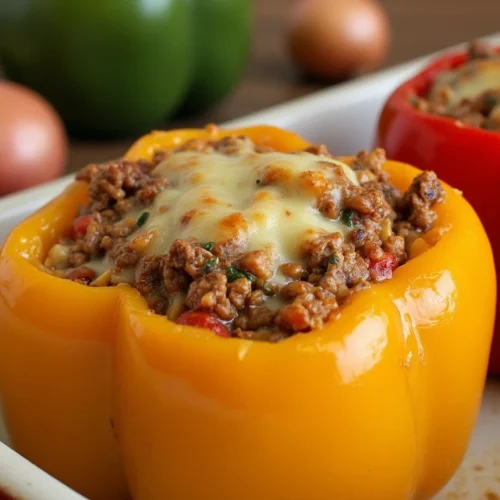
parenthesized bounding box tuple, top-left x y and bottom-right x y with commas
(0, 126, 308, 500)
(0, 0, 250, 136)
(0, 126, 495, 500)
(376, 49, 500, 375)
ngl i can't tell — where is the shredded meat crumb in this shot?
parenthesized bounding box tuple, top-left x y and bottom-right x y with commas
(400, 171, 445, 230)
(275, 287, 339, 333)
(186, 273, 236, 321)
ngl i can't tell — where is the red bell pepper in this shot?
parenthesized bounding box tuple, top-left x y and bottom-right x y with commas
(72, 215, 92, 239)
(176, 311, 231, 338)
(376, 49, 500, 374)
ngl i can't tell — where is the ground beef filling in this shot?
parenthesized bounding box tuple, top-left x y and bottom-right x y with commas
(412, 41, 500, 130)
(44, 136, 445, 341)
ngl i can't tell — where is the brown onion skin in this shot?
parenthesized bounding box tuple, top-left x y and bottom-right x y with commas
(287, 0, 391, 81)
(0, 81, 67, 196)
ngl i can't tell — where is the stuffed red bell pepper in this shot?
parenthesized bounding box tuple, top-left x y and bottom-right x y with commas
(377, 40, 500, 373)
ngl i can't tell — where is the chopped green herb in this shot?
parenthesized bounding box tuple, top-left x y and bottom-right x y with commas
(329, 254, 339, 265)
(200, 241, 215, 252)
(340, 209, 355, 228)
(204, 257, 219, 273)
(410, 95, 420, 107)
(256, 179, 261, 185)
(226, 266, 256, 283)
(485, 95, 498, 109)
(137, 211, 150, 227)
(262, 283, 276, 296)
(244, 271, 256, 283)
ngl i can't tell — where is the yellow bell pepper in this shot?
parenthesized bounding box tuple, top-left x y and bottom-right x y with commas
(0, 125, 495, 500)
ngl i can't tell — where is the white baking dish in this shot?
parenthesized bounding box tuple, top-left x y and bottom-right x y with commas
(1, 33, 499, 500)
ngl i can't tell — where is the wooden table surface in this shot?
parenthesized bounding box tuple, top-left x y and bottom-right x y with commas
(68, 0, 500, 172)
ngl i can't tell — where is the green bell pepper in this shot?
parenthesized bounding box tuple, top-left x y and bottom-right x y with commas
(0, 0, 251, 137)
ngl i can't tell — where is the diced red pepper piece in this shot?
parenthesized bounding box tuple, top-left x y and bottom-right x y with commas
(72, 215, 92, 239)
(66, 267, 96, 284)
(176, 311, 231, 338)
(369, 252, 398, 282)
(282, 307, 310, 332)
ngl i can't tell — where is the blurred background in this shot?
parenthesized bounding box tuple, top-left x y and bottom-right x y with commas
(0, 0, 499, 194)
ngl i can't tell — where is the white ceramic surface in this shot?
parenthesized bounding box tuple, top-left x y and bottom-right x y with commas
(0, 443, 85, 500)
(1, 33, 499, 500)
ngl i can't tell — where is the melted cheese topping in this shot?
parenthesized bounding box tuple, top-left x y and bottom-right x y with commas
(430, 58, 500, 106)
(88, 148, 359, 279)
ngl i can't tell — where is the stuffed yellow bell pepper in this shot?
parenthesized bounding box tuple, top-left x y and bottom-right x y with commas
(0, 125, 496, 500)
